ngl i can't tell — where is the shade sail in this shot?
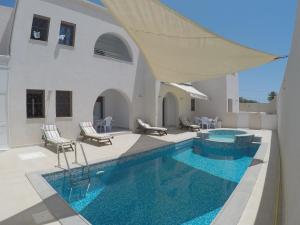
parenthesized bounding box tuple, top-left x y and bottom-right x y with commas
(102, 0, 278, 83)
(168, 83, 208, 100)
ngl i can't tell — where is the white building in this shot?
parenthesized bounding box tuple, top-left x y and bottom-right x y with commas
(277, 0, 300, 223)
(0, 0, 239, 148)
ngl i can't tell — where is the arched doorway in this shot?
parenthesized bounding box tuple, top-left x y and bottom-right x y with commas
(162, 92, 178, 127)
(93, 89, 130, 132)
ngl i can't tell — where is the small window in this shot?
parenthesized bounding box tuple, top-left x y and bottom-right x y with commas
(30, 15, 50, 42)
(191, 98, 196, 112)
(27, 90, 45, 118)
(59, 21, 76, 46)
(56, 91, 72, 117)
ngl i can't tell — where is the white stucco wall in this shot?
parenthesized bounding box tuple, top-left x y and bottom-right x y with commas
(222, 112, 277, 130)
(0, 6, 14, 55)
(277, 1, 300, 224)
(101, 89, 130, 129)
(0, 56, 9, 150)
(134, 56, 159, 128)
(157, 83, 198, 127)
(192, 74, 239, 122)
(157, 83, 199, 126)
(240, 98, 277, 114)
(193, 77, 227, 120)
(226, 73, 239, 113)
(7, 0, 157, 146)
(163, 92, 178, 127)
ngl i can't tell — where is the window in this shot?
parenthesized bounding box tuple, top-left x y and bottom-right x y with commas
(191, 98, 196, 112)
(94, 34, 132, 62)
(56, 91, 72, 117)
(27, 90, 45, 118)
(228, 98, 233, 113)
(59, 21, 76, 46)
(30, 15, 50, 41)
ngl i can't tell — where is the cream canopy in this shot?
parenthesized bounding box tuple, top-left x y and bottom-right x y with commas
(102, 0, 278, 83)
(167, 83, 208, 100)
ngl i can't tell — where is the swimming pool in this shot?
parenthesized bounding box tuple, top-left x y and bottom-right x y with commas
(44, 139, 258, 225)
(207, 129, 247, 143)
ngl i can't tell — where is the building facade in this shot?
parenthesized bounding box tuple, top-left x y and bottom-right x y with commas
(0, 0, 239, 148)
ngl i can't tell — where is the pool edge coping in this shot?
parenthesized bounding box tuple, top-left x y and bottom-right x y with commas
(27, 168, 92, 225)
(211, 141, 268, 225)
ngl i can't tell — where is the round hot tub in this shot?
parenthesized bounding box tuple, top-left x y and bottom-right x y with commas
(208, 129, 247, 143)
(196, 129, 258, 157)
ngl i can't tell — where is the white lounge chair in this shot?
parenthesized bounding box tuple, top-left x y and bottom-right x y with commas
(41, 124, 76, 150)
(137, 119, 167, 136)
(80, 122, 112, 145)
(180, 117, 201, 131)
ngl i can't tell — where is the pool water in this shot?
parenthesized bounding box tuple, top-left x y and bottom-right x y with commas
(45, 139, 258, 225)
(208, 134, 236, 142)
(208, 130, 247, 143)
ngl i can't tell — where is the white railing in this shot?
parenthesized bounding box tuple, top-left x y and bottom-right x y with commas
(94, 48, 132, 62)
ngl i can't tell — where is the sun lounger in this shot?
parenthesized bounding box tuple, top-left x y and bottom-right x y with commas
(137, 119, 167, 136)
(180, 117, 201, 131)
(41, 124, 76, 150)
(80, 122, 112, 145)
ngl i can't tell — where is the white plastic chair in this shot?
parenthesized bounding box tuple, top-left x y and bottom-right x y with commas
(201, 117, 210, 129)
(210, 117, 218, 129)
(102, 116, 113, 133)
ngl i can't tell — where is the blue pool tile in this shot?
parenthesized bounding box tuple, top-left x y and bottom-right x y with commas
(44, 139, 259, 225)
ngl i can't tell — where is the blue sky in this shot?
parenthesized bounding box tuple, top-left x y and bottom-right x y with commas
(161, 0, 297, 102)
(0, 0, 14, 7)
(1, 0, 297, 102)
